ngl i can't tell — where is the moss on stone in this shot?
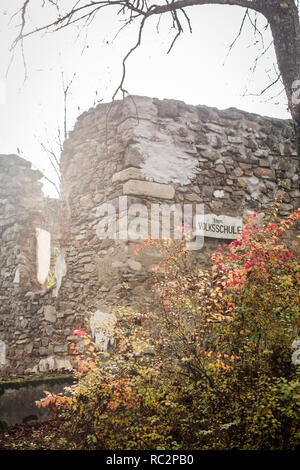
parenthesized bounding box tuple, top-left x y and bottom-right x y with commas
(0, 374, 75, 396)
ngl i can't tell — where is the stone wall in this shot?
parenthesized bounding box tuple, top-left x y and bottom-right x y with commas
(0, 155, 44, 293)
(0, 155, 71, 375)
(0, 96, 299, 376)
(59, 95, 299, 316)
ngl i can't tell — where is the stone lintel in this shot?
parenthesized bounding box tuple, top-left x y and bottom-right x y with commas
(123, 180, 175, 200)
(112, 167, 144, 183)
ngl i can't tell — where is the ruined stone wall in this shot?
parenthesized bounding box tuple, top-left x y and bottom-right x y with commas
(0, 96, 299, 376)
(0, 155, 45, 293)
(59, 95, 299, 318)
(0, 155, 71, 375)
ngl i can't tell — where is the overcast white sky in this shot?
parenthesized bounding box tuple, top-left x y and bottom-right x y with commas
(0, 1, 291, 197)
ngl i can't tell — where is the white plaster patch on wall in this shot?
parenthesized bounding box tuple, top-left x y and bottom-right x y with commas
(123, 95, 158, 121)
(0, 340, 6, 365)
(244, 176, 266, 201)
(131, 119, 158, 140)
(31, 356, 73, 373)
(52, 253, 67, 297)
(139, 139, 198, 185)
(36, 228, 51, 285)
(13, 266, 20, 284)
(90, 310, 117, 352)
(119, 98, 200, 185)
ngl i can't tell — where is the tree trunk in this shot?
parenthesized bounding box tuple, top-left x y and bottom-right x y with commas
(261, 1, 300, 154)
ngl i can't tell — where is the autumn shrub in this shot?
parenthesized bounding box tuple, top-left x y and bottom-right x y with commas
(38, 203, 300, 450)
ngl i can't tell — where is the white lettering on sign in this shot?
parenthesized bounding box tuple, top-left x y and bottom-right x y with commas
(195, 214, 242, 239)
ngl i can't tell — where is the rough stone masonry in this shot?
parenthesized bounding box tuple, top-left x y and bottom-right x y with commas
(0, 95, 299, 376)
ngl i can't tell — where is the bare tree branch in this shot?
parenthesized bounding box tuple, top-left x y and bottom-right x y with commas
(17, 148, 60, 196)
(112, 14, 148, 100)
(34, 70, 78, 194)
(223, 8, 248, 64)
(62, 71, 77, 139)
(244, 64, 282, 98)
(9, 0, 300, 151)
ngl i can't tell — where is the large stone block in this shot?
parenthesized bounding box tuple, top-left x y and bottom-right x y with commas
(112, 167, 144, 183)
(124, 144, 145, 167)
(253, 167, 276, 180)
(90, 311, 117, 351)
(0, 340, 6, 365)
(43, 305, 57, 323)
(123, 180, 175, 199)
(200, 150, 219, 161)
